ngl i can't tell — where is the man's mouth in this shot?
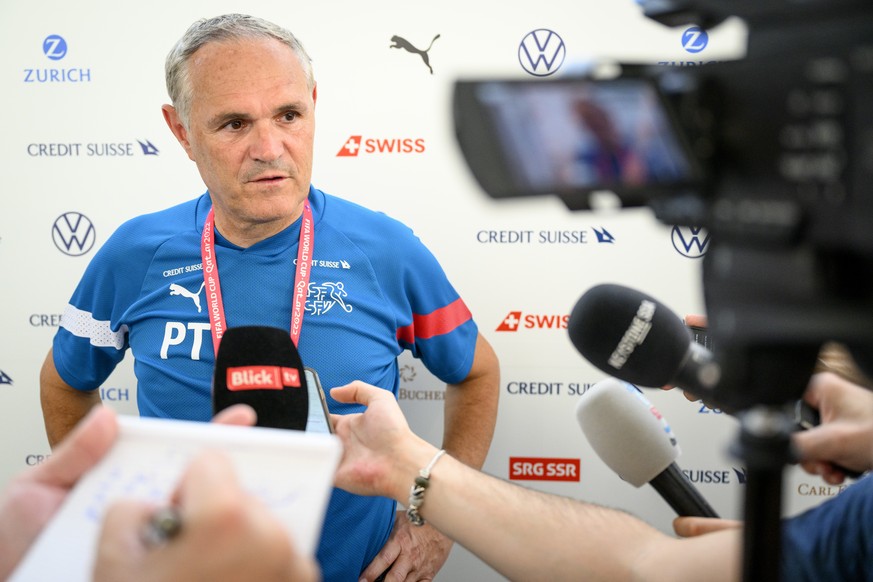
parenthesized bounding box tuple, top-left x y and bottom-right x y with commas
(249, 174, 288, 183)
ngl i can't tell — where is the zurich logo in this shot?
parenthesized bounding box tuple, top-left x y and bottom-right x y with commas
(671, 225, 709, 258)
(52, 212, 96, 256)
(518, 29, 565, 77)
(43, 35, 68, 60)
(681, 26, 708, 54)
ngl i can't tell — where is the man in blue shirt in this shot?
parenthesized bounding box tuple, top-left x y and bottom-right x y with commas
(39, 13, 500, 582)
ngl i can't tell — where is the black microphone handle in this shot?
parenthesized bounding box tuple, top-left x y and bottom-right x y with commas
(672, 342, 726, 409)
(648, 463, 720, 518)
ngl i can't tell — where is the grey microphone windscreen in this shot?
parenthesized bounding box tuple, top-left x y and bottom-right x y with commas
(576, 377, 680, 487)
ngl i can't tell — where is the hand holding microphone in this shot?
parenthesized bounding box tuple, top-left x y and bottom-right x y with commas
(568, 283, 723, 407)
(569, 283, 865, 479)
(577, 377, 720, 518)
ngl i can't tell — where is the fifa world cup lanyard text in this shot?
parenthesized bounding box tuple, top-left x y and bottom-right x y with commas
(201, 201, 314, 356)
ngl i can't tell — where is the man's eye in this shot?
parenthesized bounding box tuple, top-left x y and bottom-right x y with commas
(283, 111, 299, 122)
(228, 120, 243, 130)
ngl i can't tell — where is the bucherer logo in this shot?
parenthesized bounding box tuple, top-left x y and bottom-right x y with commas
(227, 366, 301, 391)
(509, 457, 580, 481)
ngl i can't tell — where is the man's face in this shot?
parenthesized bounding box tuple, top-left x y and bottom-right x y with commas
(165, 37, 316, 239)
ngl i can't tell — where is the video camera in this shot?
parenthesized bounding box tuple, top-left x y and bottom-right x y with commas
(453, 0, 873, 411)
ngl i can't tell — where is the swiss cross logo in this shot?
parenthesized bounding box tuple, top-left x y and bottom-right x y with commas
(509, 457, 580, 482)
(496, 311, 569, 332)
(496, 311, 522, 332)
(227, 366, 301, 391)
(336, 135, 426, 157)
(337, 135, 363, 157)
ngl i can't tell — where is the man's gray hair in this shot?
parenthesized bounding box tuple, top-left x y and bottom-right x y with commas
(165, 13, 314, 127)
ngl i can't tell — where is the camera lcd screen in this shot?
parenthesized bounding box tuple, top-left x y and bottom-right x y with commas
(462, 78, 696, 197)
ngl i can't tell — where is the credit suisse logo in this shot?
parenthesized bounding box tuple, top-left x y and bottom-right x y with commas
(496, 311, 569, 332)
(0, 370, 12, 386)
(682, 467, 747, 486)
(476, 228, 616, 245)
(336, 135, 426, 157)
(27, 139, 159, 157)
(509, 457, 580, 482)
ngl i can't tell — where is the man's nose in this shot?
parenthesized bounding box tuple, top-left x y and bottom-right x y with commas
(248, 122, 284, 162)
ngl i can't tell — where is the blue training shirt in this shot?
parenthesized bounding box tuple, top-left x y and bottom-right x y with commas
(52, 185, 479, 580)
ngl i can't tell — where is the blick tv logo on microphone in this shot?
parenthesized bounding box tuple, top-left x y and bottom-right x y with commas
(227, 366, 301, 391)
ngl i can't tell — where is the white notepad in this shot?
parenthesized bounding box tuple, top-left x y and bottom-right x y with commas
(10, 415, 342, 581)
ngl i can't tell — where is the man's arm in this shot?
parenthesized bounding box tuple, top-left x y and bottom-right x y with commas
(332, 381, 741, 582)
(40, 349, 102, 448)
(442, 332, 500, 468)
(357, 333, 500, 581)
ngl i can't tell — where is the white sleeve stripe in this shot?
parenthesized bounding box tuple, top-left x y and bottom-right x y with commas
(60, 304, 128, 350)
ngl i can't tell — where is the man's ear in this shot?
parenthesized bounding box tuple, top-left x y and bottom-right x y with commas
(161, 104, 195, 161)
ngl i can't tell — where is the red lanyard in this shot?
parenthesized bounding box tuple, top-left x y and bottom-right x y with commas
(201, 201, 314, 355)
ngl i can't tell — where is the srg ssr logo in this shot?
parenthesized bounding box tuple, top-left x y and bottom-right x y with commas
(509, 457, 580, 481)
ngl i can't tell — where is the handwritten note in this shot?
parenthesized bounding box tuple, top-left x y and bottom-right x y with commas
(11, 415, 341, 581)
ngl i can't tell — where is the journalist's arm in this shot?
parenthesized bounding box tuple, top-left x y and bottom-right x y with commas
(332, 381, 740, 582)
(358, 333, 500, 581)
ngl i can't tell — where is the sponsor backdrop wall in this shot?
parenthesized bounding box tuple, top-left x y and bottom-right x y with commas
(0, 1, 844, 579)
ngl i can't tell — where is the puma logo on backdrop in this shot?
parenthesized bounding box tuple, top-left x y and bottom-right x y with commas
(390, 34, 440, 74)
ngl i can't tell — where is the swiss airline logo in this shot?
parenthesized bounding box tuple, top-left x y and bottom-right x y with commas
(496, 311, 569, 332)
(336, 135, 426, 157)
(227, 366, 301, 391)
(509, 457, 580, 482)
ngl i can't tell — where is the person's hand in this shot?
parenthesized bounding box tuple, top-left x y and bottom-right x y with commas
(793, 371, 873, 484)
(683, 314, 708, 329)
(93, 450, 319, 582)
(0, 403, 257, 580)
(358, 512, 453, 582)
(211, 403, 258, 426)
(660, 314, 711, 404)
(0, 406, 118, 579)
(330, 381, 435, 502)
(673, 516, 742, 537)
(331, 382, 454, 581)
